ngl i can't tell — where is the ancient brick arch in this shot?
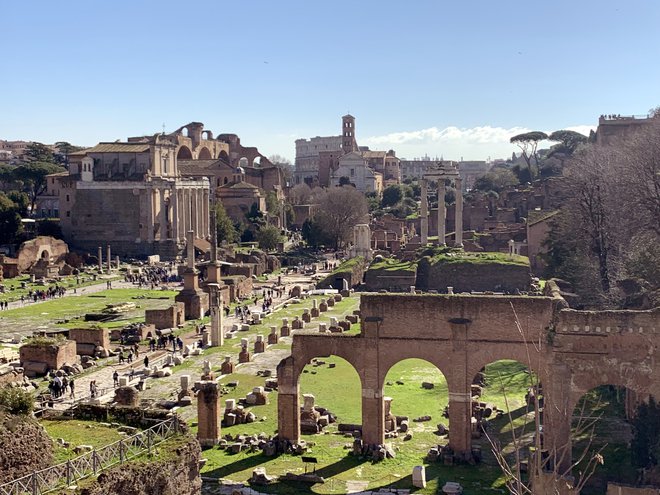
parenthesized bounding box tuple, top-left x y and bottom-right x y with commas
(277, 294, 659, 470)
(197, 147, 212, 160)
(177, 145, 193, 160)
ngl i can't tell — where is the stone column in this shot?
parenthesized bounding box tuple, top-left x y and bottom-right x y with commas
(361, 381, 385, 446)
(437, 180, 446, 246)
(186, 230, 195, 269)
(454, 177, 463, 248)
(276, 358, 300, 444)
(420, 179, 428, 245)
(159, 190, 167, 240)
(196, 381, 221, 447)
(448, 391, 472, 459)
(106, 245, 111, 271)
(203, 189, 210, 239)
(145, 188, 154, 243)
(209, 284, 223, 347)
(544, 363, 573, 473)
(192, 189, 199, 239)
(172, 188, 179, 242)
(182, 189, 189, 240)
(97, 246, 102, 272)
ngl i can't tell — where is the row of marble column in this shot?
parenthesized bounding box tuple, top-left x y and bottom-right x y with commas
(420, 177, 463, 247)
(146, 187, 210, 243)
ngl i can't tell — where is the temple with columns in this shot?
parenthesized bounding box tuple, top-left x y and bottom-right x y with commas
(57, 134, 210, 259)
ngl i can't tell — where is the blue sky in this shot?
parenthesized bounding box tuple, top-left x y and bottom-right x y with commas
(2, 0, 659, 161)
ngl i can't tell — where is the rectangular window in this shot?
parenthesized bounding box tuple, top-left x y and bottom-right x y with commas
(350, 168, 355, 177)
(66, 211, 70, 217)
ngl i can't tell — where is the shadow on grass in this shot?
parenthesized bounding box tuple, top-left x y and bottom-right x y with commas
(204, 451, 369, 494)
(204, 451, 272, 479)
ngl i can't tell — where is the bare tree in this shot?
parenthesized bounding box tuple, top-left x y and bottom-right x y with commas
(288, 183, 313, 205)
(313, 186, 368, 249)
(484, 303, 604, 494)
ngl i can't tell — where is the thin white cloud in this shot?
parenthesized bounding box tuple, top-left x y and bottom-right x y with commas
(362, 125, 532, 146)
(363, 124, 596, 148)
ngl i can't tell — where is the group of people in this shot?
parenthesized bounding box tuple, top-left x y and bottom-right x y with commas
(117, 344, 140, 364)
(147, 334, 183, 353)
(48, 375, 74, 398)
(125, 265, 179, 289)
(23, 285, 67, 303)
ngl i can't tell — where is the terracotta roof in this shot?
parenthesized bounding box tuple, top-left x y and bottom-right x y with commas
(178, 159, 223, 175)
(78, 143, 152, 154)
(362, 150, 387, 159)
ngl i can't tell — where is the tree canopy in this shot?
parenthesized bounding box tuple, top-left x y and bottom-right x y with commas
(313, 186, 368, 249)
(12, 161, 66, 214)
(381, 184, 404, 207)
(510, 131, 548, 179)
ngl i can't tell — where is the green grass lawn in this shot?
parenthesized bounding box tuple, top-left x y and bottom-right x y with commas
(199, 357, 536, 493)
(0, 273, 122, 304)
(0, 288, 178, 335)
(41, 418, 128, 463)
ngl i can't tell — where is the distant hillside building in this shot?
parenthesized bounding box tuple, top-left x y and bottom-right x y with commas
(295, 114, 398, 193)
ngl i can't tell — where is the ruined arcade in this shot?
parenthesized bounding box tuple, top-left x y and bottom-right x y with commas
(277, 290, 660, 469)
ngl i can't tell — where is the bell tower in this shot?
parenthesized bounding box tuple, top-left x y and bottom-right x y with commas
(342, 114, 357, 154)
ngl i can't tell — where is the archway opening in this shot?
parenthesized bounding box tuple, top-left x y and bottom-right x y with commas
(252, 156, 262, 167)
(382, 358, 448, 453)
(299, 355, 361, 432)
(177, 146, 192, 160)
(238, 157, 249, 168)
(198, 147, 212, 160)
(471, 360, 538, 475)
(219, 150, 229, 163)
(571, 385, 635, 493)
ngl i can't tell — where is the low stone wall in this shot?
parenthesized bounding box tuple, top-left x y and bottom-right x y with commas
(145, 303, 185, 330)
(364, 264, 417, 292)
(223, 276, 252, 302)
(19, 339, 77, 376)
(416, 257, 531, 293)
(69, 327, 110, 356)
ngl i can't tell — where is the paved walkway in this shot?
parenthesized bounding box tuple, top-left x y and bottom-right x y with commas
(44, 262, 333, 414)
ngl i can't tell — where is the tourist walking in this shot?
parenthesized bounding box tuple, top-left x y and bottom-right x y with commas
(69, 379, 75, 398)
(143, 356, 149, 368)
(113, 371, 119, 388)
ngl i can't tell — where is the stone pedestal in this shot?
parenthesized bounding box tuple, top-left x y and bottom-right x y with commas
(302, 309, 311, 323)
(268, 326, 279, 345)
(178, 374, 192, 403)
(319, 301, 328, 312)
(291, 317, 303, 330)
(239, 338, 250, 363)
(412, 465, 427, 488)
(327, 297, 335, 307)
(175, 269, 209, 320)
(220, 356, 234, 375)
(300, 393, 321, 434)
(196, 381, 221, 447)
(254, 335, 266, 354)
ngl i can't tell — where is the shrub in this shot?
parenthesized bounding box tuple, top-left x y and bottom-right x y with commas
(0, 387, 34, 415)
